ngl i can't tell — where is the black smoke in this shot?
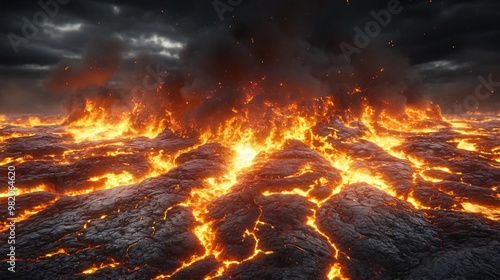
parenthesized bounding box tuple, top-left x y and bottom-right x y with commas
(43, 0, 452, 131)
(153, 0, 429, 129)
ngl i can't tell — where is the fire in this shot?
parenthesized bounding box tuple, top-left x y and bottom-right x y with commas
(0, 199, 58, 231)
(1, 88, 499, 279)
(88, 171, 135, 188)
(81, 260, 120, 274)
(146, 148, 191, 178)
(455, 139, 478, 152)
(0, 183, 53, 198)
(63, 98, 165, 143)
(461, 203, 500, 220)
(63, 171, 137, 196)
(234, 145, 258, 169)
(42, 248, 69, 258)
(0, 132, 35, 143)
(328, 263, 346, 280)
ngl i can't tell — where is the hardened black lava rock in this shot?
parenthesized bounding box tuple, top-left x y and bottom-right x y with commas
(0, 118, 499, 280)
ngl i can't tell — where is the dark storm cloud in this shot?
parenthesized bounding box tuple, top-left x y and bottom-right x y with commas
(395, 0, 500, 111)
(0, 0, 499, 114)
(46, 37, 123, 92)
(0, 0, 199, 113)
(399, 0, 500, 77)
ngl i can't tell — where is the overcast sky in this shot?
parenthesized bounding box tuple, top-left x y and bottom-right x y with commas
(1, 0, 499, 114)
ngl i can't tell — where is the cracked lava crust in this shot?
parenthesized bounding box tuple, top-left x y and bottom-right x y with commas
(0, 102, 499, 280)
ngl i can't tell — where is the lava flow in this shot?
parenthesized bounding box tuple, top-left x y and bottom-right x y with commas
(0, 95, 499, 280)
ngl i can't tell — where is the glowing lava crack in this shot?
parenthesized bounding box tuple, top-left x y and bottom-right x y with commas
(0, 108, 499, 280)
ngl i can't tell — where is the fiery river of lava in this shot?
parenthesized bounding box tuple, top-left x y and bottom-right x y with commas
(0, 96, 499, 279)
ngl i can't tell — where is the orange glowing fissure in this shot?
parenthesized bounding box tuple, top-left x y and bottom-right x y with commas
(1, 95, 499, 279)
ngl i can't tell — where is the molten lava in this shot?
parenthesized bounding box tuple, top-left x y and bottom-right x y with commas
(0, 94, 499, 279)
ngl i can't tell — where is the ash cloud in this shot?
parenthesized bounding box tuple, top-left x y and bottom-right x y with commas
(45, 0, 430, 130)
(156, 0, 428, 129)
(45, 38, 123, 92)
(44, 37, 131, 123)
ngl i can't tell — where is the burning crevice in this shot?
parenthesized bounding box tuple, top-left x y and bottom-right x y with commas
(0, 105, 499, 279)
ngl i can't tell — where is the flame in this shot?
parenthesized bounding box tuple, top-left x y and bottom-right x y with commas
(2, 88, 500, 279)
(0, 184, 53, 198)
(328, 262, 347, 280)
(146, 149, 185, 178)
(455, 139, 478, 152)
(0, 199, 58, 231)
(64, 99, 165, 143)
(461, 202, 500, 220)
(81, 259, 120, 274)
(89, 171, 135, 188)
(43, 248, 69, 258)
(63, 171, 136, 196)
(0, 132, 36, 143)
(234, 145, 258, 169)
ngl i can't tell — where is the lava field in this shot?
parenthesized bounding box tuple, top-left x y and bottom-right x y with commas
(0, 106, 499, 280)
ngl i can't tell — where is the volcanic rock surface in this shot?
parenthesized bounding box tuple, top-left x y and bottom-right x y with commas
(0, 114, 499, 280)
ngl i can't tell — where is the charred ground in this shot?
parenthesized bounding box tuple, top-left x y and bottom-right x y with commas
(0, 107, 499, 280)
